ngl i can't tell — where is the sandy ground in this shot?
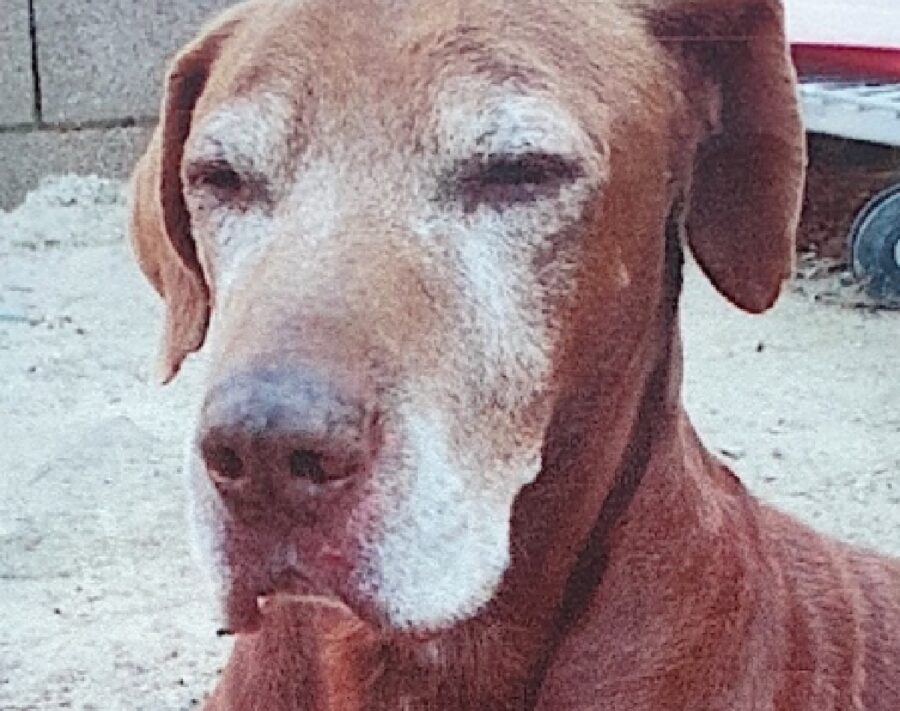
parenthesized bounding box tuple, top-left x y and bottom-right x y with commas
(1, 176, 898, 710)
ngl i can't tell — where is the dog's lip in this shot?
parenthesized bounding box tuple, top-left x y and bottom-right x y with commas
(257, 590, 354, 616)
(226, 566, 455, 641)
(261, 563, 385, 622)
(213, 485, 383, 634)
(221, 569, 333, 635)
(262, 565, 337, 603)
(223, 540, 360, 630)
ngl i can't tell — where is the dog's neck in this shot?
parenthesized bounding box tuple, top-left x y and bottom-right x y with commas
(552, 215, 686, 636)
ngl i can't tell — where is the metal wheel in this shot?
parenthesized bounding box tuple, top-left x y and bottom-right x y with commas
(849, 182, 900, 303)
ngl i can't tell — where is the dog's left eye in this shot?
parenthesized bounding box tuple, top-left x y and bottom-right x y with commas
(455, 152, 584, 210)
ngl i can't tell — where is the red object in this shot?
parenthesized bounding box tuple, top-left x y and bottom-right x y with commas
(792, 44, 900, 82)
(786, 0, 900, 81)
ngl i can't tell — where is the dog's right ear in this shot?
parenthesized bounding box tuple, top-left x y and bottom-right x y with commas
(130, 16, 242, 383)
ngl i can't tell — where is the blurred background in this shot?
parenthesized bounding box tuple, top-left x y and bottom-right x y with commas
(0, 1, 233, 210)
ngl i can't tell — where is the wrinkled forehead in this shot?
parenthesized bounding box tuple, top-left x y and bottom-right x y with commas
(187, 3, 632, 166)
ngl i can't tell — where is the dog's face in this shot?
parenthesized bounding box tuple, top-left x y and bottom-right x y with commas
(131, 0, 803, 635)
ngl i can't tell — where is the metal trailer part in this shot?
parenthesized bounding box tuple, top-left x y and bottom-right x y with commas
(799, 81, 900, 301)
(799, 81, 900, 147)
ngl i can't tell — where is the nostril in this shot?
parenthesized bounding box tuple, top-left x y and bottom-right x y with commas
(203, 443, 244, 481)
(289, 449, 328, 485)
(200, 369, 377, 496)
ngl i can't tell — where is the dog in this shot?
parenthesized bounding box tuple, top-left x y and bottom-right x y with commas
(129, 0, 900, 708)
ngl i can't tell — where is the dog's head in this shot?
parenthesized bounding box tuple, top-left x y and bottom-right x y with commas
(131, 0, 803, 635)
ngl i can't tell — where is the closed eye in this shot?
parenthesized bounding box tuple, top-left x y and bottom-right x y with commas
(184, 159, 266, 205)
(453, 152, 585, 211)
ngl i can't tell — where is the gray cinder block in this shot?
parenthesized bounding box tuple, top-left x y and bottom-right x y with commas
(0, 125, 153, 210)
(34, 0, 236, 124)
(0, 0, 36, 124)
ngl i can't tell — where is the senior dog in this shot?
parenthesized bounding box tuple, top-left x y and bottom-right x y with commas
(130, 0, 900, 708)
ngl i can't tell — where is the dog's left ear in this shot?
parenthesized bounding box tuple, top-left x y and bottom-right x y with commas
(646, 0, 806, 313)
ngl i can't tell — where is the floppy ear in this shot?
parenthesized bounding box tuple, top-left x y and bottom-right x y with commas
(130, 18, 241, 383)
(648, 0, 806, 312)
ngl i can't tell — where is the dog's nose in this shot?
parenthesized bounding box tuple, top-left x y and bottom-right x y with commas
(197, 368, 377, 496)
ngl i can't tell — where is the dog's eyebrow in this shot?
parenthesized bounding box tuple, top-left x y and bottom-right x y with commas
(186, 95, 295, 179)
(423, 28, 549, 89)
(461, 54, 545, 89)
(437, 90, 588, 161)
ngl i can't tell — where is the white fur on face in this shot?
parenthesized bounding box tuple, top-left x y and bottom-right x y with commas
(185, 94, 295, 191)
(358, 408, 537, 629)
(350, 89, 602, 630)
(182, 95, 296, 305)
(430, 82, 604, 378)
(436, 84, 593, 159)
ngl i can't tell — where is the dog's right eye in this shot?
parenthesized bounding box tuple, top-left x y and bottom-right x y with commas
(185, 160, 247, 201)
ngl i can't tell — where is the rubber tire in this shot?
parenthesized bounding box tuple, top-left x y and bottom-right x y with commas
(849, 182, 900, 303)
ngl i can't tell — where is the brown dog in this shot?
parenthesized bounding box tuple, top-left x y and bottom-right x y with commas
(129, 0, 900, 708)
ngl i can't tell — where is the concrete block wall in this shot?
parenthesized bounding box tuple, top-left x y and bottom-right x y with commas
(0, 0, 235, 210)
